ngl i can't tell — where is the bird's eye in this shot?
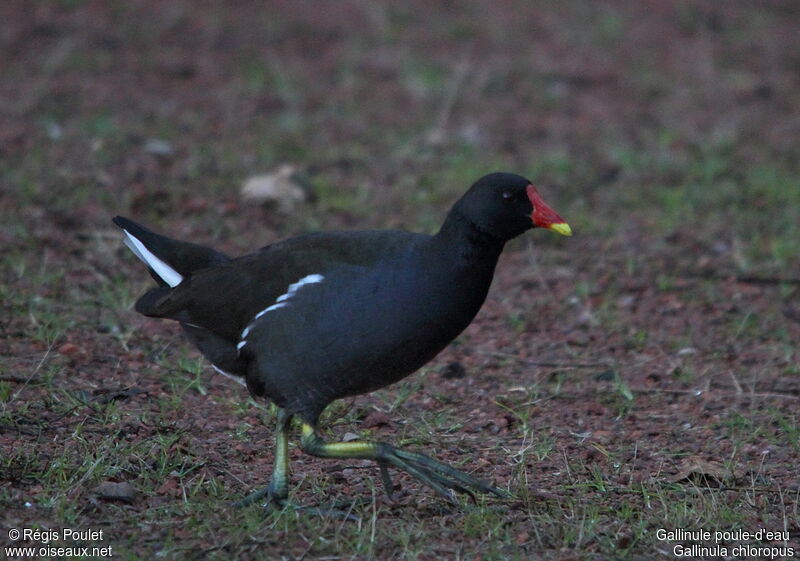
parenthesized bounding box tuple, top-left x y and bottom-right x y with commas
(502, 191, 514, 201)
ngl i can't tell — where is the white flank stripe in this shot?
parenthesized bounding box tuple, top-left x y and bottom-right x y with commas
(287, 273, 325, 292)
(255, 302, 287, 319)
(237, 273, 325, 352)
(212, 365, 247, 387)
(122, 229, 183, 288)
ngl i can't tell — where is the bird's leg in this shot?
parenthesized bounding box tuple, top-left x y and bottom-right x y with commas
(234, 408, 292, 507)
(234, 410, 361, 521)
(299, 423, 508, 505)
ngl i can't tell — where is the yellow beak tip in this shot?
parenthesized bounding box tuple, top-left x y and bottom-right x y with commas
(548, 222, 572, 236)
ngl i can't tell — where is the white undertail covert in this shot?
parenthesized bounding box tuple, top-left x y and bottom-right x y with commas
(121, 229, 184, 288)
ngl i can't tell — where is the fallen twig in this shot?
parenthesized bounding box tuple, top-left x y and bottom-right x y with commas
(0, 376, 43, 384)
(629, 387, 798, 400)
(480, 350, 611, 369)
(684, 271, 800, 286)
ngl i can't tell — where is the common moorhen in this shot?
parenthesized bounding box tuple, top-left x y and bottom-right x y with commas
(113, 172, 571, 510)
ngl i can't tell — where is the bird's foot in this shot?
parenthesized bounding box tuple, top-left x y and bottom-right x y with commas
(298, 424, 509, 506)
(233, 487, 362, 521)
(377, 445, 509, 505)
(231, 485, 278, 508)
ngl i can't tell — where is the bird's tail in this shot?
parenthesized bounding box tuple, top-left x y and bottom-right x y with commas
(112, 216, 230, 316)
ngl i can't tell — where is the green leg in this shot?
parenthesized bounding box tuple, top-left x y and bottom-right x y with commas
(299, 423, 507, 505)
(234, 408, 292, 507)
(234, 410, 361, 521)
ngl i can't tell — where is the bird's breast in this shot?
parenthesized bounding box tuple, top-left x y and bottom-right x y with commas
(242, 253, 497, 404)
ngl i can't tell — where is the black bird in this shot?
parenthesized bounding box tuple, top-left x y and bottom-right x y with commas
(113, 172, 571, 510)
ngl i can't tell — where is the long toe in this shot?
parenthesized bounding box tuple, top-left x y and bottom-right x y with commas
(235, 489, 362, 522)
(384, 447, 508, 502)
(397, 449, 504, 497)
(232, 487, 276, 508)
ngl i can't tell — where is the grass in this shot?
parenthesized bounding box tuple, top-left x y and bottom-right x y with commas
(4, 332, 780, 561)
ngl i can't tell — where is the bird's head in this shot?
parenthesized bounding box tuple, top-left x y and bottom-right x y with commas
(455, 172, 572, 241)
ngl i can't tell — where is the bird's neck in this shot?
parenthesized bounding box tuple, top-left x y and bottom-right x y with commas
(433, 210, 505, 269)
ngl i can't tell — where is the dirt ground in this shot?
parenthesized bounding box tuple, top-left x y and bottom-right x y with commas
(1, 2, 799, 559)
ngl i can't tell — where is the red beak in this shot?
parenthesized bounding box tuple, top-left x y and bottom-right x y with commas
(526, 185, 572, 236)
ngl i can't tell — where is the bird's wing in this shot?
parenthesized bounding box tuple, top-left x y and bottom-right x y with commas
(138, 230, 428, 341)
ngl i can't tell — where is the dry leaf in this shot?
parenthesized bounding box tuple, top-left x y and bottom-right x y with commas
(668, 458, 741, 485)
(94, 481, 136, 503)
(241, 165, 307, 213)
